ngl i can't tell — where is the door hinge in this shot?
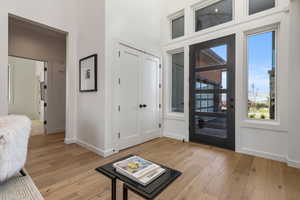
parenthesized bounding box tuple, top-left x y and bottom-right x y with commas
(159, 104, 162, 109)
(118, 78, 121, 85)
(159, 123, 162, 128)
(118, 105, 121, 112)
(118, 51, 121, 57)
(44, 85, 47, 89)
(44, 102, 47, 107)
(118, 132, 121, 139)
(159, 84, 162, 89)
(44, 121, 47, 125)
(159, 64, 162, 69)
(44, 67, 47, 72)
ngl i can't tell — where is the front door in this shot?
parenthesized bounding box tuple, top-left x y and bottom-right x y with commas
(189, 34, 235, 150)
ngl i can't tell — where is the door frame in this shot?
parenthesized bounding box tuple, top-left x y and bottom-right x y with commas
(189, 34, 236, 150)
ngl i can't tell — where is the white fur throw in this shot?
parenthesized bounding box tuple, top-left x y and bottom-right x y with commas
(0, 115, 31, 183)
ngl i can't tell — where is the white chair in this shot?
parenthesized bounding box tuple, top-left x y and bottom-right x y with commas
(0, 115, 31, 183)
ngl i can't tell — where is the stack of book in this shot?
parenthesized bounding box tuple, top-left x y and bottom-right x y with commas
(113, 156, 166, 186)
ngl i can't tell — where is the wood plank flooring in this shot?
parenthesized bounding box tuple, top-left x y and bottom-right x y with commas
(26, 133, 300, 200)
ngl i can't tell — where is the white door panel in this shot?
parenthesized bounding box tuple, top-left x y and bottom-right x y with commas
(118, 47, 141, 149)
(140, 56, 160, 137)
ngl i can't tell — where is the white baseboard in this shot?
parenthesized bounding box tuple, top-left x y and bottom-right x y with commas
(287, 158, 300, 169)
(47, 127, 65, 134)
(75, 139, 117, 157)
(64, 138, 76, 144)
(238, 148, 286, 162)
(163, 132, 187, 141)
(65, 137, 300, 169)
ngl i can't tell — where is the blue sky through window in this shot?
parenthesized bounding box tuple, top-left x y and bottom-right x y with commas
(210, 45, 227, 61)
(248, 31, 274, 102)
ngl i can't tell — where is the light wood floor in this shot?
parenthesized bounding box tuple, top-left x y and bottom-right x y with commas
(26, 133, 300, 200)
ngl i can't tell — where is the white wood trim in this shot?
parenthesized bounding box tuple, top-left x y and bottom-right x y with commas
(238, 148, 286, 162)
(76, 139, 117, 157)
(287, 159, 300, 169)
(240, 23, 289, 132)
(167, 9, 185, 41)
(164, 7, 287, 47)
(164, 49, 185, 117)
(191, 0, 222, 11)
(246, 0, 279, 17)
(239, 148, 300, 169)
(167, 9, 185, 20)
(190, 0, 236, 36)
(164, 132, 187, 141)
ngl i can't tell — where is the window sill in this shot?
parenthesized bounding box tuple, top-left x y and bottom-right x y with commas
(240, 119, 287, 133)
(165, 113, 185, 121)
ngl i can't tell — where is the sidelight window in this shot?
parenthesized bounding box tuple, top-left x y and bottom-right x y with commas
(171, 52, 184, 113)
(247, 30, 276, 120)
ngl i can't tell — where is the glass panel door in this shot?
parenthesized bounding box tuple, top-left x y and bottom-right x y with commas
(189, 34, 235, 150)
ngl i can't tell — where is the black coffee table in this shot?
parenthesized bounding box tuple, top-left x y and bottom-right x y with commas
(95, 155, 182, 200)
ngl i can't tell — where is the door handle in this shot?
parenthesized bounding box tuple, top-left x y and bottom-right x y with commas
(139, 104, 147, 108)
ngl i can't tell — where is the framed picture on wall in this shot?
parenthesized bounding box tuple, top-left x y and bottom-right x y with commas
(79, 54, 98, 92)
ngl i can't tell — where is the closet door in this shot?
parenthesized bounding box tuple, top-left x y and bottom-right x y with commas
(118, 46, 142, 149)
(140, 54, 160, 141)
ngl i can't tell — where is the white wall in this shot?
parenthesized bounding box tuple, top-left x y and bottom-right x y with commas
(76, 0, 106, 153)
(161, 0, 298, 166)
(0, 0, 162, 157)
(105, 0, 162, 55)
(0, 0, 78, 141)
(74, 0, 162, 156)
(104, 0, 162, 152)
(288, 0, 300, 168)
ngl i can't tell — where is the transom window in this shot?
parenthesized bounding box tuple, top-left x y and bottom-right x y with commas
(195, 0, 233, 32)
(249, 0, 275, 15)
(247, 30, 276, 120)
(172, 15, 185, 39)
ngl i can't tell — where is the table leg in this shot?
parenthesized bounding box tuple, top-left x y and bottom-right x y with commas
(111, 178, 117, 200)
(20, 169, 26, 177)
(123, 184, 128, 200)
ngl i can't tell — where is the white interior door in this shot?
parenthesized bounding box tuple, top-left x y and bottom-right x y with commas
(117, 45, 161, 150)
(118, 46, 142, 149)
(140, 55, 160, 141)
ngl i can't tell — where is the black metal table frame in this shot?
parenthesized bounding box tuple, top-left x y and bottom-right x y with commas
(96, 156, 181, 200)
(97, 168, 118, 200)
(101, 175, 155, 200)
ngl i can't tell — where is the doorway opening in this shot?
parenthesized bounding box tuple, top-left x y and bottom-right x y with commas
(189, 34, 236, 150)
(8, 15, 67, 137)
(8, 56, 47, 135)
